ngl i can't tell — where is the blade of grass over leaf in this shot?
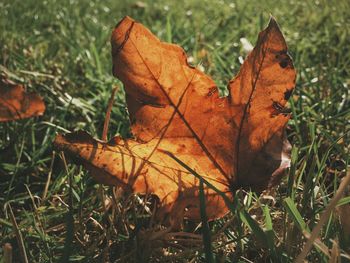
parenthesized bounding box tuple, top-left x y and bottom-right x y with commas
(199, 179, 215, 263)
(164, 150, 275, 251)
(161, 150, 234, 210)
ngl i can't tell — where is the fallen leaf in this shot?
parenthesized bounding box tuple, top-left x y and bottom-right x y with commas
(54, 16, 296, 228)
(0, 79, 45, 122)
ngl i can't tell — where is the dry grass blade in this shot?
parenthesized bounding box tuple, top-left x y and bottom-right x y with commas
(42, 151, 56, 201)
(302, 230, 330, 257)
(329, 239, 340, 263)
(295, 171, 350, 263)
(100, 86, 119, 260)
(7, 204, 29, 263)
(102, 86, 118, 141)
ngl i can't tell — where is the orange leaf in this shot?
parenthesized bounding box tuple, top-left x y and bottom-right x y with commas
(54, 16, 296, 228)
(0, 79, 45, 122)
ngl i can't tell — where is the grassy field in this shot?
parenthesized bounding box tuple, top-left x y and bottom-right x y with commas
(1, 0, 349, 262)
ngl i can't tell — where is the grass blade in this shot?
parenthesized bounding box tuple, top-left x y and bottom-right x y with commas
(283, 197, 309, 232)
(7, 204, 28, 263)
(239, 209, 269, 248)
(262, 205, 276, 255)
(199, 179, 215, 263)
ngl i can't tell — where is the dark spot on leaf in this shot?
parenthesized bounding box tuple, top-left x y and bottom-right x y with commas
(284, 89, 293, 100)
(279, 59, 289, 68)
(271, 101, 291, 116)
(275, 51, 292, 69)
(207, 87, 217, 97)
(272, 101, 284, 111)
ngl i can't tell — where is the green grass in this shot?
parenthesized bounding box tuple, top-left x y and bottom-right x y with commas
(1, 0, 349, 262)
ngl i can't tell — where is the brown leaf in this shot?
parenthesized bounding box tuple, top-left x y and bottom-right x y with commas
(54, 16, 296, 227)
(0, 79, 45, 122)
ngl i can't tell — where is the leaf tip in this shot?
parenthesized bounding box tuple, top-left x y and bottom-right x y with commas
(111, 16, 136, 76)
(267, 16, 280, 30)
(114, 16, 134, 30)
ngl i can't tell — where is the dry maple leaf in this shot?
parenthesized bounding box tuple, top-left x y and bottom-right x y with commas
(0, 79, 45, 122)
(54, 16, 296, 228)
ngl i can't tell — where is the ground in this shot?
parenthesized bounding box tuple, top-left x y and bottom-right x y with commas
(0, 0, 349, 262)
